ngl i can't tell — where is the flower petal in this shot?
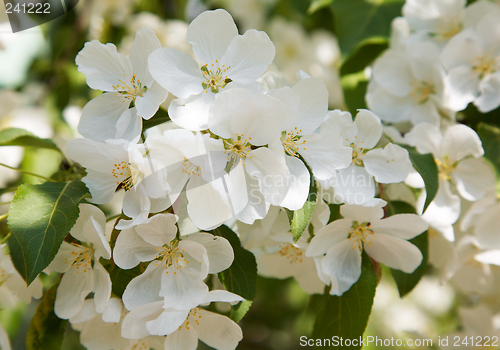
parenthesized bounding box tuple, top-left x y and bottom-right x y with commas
(128, 27, 161, 86)
(194, 309, 243, 350)
(363, 143, 413, 183)
(370, 214, 428, 239)
(306, 219, 352, 257)
(453, 157, 495, 201)
(113, 228, 159, 269)
(148, 47, 204, 98)
(54, 266, 94, 319)
(76, 40, 133, 91)
(322, 239, 362, 296)
(365, 234, 423, 273)
(187, 9, 238, 64)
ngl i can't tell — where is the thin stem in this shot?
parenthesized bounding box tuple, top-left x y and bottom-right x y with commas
(0, 233, 11, 244)
(106, 214, 121, 223)
(0, 202, 10, 206)
(0, 162, 56, 182)
(0, 213, 7, 222)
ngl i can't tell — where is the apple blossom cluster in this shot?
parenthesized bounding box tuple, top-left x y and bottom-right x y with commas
(365, 0, 500, 336)
(40, 7, 436, 349)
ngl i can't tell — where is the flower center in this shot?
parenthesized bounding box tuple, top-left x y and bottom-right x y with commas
(435, 155, 457, 181)
(349, 137, 366, 166)
(472, 54, 499, 79)
(278, 243, 304, 264)
(224, 134, 253, 167)
(201, 60, 232, 93)
(435, 18, 462, 41)
(410, 80, 436, 105)
(130, 342, 149, 350)
(0, 267, 11, 286)
(112, 73, 147, 103)
(112, 161, 142, 192)
(281, 127, 306, 157)
(348, 221, 374, 254)
(156, 241, 187, 275)
(178, 308, 203, 331)
(181, 158, 201, 177)
(67, 243, 94, 273)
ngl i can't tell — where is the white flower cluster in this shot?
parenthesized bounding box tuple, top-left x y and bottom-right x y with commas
(365, 0, 500, 335)
(45, 5, 500, 349)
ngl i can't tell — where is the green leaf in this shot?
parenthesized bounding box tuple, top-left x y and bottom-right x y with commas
(308, 0, 334, 14)
(7, 181, 89, 285)
(387, 200, 429, 297)
(328, 203, 342, 224)
(142, 108, 170, 130)
(0, 128, 61, 153)
(399, 144, 439, 213)
(341, 71, 368, 114)
(231, 300, 253, 323)
(26, 282, 67, 350)
(340, 37, 388, 76)
(286, 160, 318, 243)
(211, 225, 258, 301)
(477, 122, 500, 174)
(104, 261, 142, 298)
(312, 255, 377, 349)
(330, 0, 405, 57)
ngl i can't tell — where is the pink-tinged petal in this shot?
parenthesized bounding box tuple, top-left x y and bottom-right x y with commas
(113, 228, 159, 269)
(279, 155, 310, 211)
(54, 266, 94, 319)
(78, 93, 130, 143)
(76, 40, 133, 91)
(187, 9, 238, 64)
(353, 110, 382, 149)
(332, 165, 376, 205)
(128, 27, 161, 86)
(146, 309, 190, 336)
(93, 260, 111, 313)
(168, 91, 215, 131)
(194, 309, 243, 350)
(221, 29, 275, 84)
(184, 233, 234, 274)
(370, 214, 428, 239)
(135, 213, 178, 247)
(306, 219, 352, 257)
(121, 301, 164, 339)
(363, 143, 413, 183)
(365, 234, 423, 273)
(245, 148, 290, 206)
(148, 47, 204, 98)
(322, 239, 362, 296)
(135, 81, 168, 120)
(453, 157, 495, 201)
(164, 327, 198, 350)
(122, 263, 163, 311)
